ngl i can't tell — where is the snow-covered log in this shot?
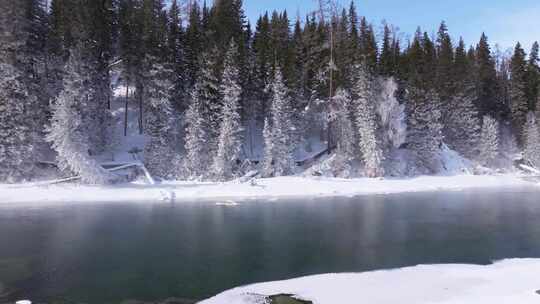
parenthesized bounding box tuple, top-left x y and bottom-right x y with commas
(31, 163, 155, 186)
(519, 164, 540, 175)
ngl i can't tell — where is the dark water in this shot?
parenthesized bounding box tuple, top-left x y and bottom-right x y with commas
(1, 188, 540, 303)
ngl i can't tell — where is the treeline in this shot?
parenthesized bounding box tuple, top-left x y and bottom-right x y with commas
(1, 0, 540, 183)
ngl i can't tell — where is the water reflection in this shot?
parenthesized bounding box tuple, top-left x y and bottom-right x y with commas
(1, 188, 540, 303)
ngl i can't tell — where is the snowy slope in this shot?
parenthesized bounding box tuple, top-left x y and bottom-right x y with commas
(96, 85, 148, 164)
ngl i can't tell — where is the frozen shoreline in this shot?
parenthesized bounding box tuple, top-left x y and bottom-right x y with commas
(199, 259, 540, 304)
(0, 174, 536, 206)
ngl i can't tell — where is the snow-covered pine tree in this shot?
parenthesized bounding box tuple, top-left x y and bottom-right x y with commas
(527, 42, 540, 110)
(198, 48, 221, 150)
(0, 63, 36, 183)
(474, 33, 501, 118)
(509, 42, 529, 145)
(331, 88, 356, 177)
(142, 59, 177, 179)
(212, 40, 243, 181)
(375, 77, 407, 152)
(83, 0, 116, 154)
(0, 0, 36, 182)
(524, 112, 540, 167)
(263, 68, 296, 177)
(167, 0, 187, 112)
(444, 82, 481, 159)
(46, 50, 112, 184)
(262, 118, 274, 177)
(184, 82, 209, 180)
(80, 56, 112, 155)
(478, 115, 500, 167)
(184, 1, 203, 87)
(352, 64, 384, 177)
(406, 86, 444, 174)
(21, 0, 51, 161)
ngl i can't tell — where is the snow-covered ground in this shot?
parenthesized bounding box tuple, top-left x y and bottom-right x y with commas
(0, 174, 534, 206)
(200, 259, 540, 304)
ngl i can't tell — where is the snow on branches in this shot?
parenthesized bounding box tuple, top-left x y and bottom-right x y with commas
(262, 68, 296, 177)
(46, 51, 112, 184)
(478, 115, 500, 167)
(212, 40, 243, 181)
(352, 64, 384, 177)
(142, 58, 177, 179)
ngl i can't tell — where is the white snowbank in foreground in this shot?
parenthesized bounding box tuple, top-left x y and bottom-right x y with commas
(200, 259, 540, 304)
(0, 174, 534, 206)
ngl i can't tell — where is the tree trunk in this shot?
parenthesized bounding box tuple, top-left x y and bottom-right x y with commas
(138, 90, 143, 134)
(124, 84, 129, 137)
(107, 70, 111, 110)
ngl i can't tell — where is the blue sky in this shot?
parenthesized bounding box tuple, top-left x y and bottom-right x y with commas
(241, 0, 540, 51)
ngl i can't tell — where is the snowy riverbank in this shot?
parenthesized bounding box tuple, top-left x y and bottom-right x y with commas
(199, 259, 540, 304)
(0, 174, 535, 206)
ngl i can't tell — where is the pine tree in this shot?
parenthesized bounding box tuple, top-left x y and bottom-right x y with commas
(406, 28, 426, 83)
(421, 32, 437, 89)
(379, 24, 394, 76)
(209, 0, 247, 52)
(184, 82, 209, 180)
(185, 2, 203, 86)
(262, 118, 274, 177)
(212, 40, 244, 181)
(197, 49, 221, 149)
(263, 68, 296, 177)
(524, 112, 540, 167)
(527, 42, 540, 111)
(142, 61, 176, 179)
(475, 33, 501, 118)
(48, 0, 76, 55)
(509, 42, 529, 145)
(445, 82, 481, 159)
(252, 13, 273, 119)
(269, 10, 292, 78)
(168, 0, 186, 112)
(0, 63, 35, 182)
(290, 17, 307, 110)
(407, 86, 444, 174)
(454, 38, 469, 79)
(348, 1, 360, 63)
(334, 9, 351, 89)
(134, 0, 169, 136)
(0, 0, 37, 182)
(331, 88, 356, 177)
(352, 63, 384, 177)
(435, 21, 455, 128)
(46, 50, 112, 184)
(404, 29, 444, 173)
(50, 0, 117, 153)
(359, 17, 377, 70)
(478, 115, 500, 167)
(23, 0, 50, 138)
(494, 46, 512, 121)
(85, 0, 116, 112)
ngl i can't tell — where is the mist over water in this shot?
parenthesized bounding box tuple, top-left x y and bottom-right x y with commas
(1, 188, 540, 303)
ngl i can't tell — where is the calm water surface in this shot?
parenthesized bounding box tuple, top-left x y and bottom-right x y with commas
(1, 188, 540, 303)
